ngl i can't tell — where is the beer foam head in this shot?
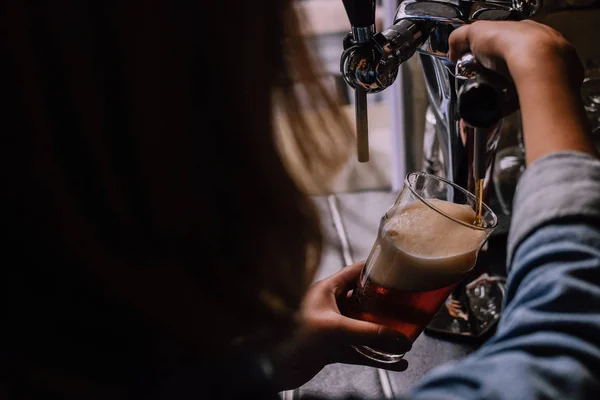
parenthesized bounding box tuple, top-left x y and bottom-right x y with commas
(366, 199, 487, 291)
(384, 199, 484, 259)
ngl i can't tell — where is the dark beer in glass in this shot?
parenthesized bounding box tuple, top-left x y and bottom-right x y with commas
(348, 172, 497, 363)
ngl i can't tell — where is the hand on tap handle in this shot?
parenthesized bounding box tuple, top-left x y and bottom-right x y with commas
(449, 21, 583, 87)
(449, 20, 597, 165)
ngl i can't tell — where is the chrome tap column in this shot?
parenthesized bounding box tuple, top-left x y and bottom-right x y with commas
(340, 0, 600, 338)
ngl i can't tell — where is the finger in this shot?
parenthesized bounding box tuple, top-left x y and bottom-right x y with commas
(448, 24, 472, 62)
(450, 21, 510, 62)
(338, 289, 354, 316)
(321, 261, 366, 298)
(336, 348, 409, 372)
(333, 316, 412, 354)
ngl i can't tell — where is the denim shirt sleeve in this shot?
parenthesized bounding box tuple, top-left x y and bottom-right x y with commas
(408, 151, 600, 400)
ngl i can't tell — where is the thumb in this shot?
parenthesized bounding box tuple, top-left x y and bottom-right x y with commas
(334, 316, 411, 354)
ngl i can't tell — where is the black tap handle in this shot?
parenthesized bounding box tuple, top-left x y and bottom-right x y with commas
(342, 0, 376, 27)
(457, 80, 503, 129)
(456, 53, 518, 128)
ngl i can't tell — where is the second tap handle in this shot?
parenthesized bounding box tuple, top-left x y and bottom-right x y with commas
(342, 0, 376, 28)
(355, 87, 369, 162)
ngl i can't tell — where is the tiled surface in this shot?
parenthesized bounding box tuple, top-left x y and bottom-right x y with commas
(389, 335, 475, 396)
(299, 364, 387, 399)
(299, 191, 483, 398)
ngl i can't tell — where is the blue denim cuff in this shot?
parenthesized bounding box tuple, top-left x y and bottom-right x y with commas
(507, 151, 600, 268)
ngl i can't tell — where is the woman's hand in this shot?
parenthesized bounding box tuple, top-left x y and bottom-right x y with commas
(449, 20, 583, 88)
(270, 262, 411, 391)
(449, 20, 596, 164)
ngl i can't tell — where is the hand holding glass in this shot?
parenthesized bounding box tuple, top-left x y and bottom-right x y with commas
(347, 172, 497, 363)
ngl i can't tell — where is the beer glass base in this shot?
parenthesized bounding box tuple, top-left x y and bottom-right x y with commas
(352, 345, 405, 364)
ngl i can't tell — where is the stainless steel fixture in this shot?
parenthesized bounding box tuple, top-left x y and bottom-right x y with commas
(341, 0, 600, 337)
(341, 0, 598, 185)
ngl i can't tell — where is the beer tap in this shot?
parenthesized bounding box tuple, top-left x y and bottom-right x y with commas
(456, 53, 518, 189)
(341, 0, 427, 162)
(340, 0, 528, 164)
(455, 53, 517, 226)
(340, 0, 376, 162)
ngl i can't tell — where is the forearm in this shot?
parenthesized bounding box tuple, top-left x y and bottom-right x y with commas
(410, 152, 600, 399)
(517, 76, 597, 165)
(411, 225, 600, 399)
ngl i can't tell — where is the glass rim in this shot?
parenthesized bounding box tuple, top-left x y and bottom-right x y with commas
(405, 172, 498, 232)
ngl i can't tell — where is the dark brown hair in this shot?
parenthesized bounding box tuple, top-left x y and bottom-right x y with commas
(2, 0, 352, 384)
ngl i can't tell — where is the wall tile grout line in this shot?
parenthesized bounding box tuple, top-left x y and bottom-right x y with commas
(327, 195, 354, 267)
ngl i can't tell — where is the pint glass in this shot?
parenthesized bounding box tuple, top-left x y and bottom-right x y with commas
(348, 172, 497, 363)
